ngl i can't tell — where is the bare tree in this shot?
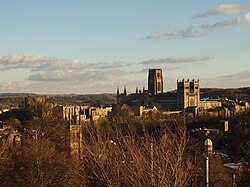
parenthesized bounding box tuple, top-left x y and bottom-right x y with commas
(67, 119, 191, 187)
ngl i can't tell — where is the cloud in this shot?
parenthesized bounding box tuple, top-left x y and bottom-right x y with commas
(144, 12, 250, 40)
(143, 27, 207, 39)
(144, 33, 161, 39)
(29, 70, 74, 82)
(0, 54, 131, 73)
(220, 70, 250, 80)
(179, 27, 207, 38)
(0, 53, 132, 93)
(94, 61, 130, 69)
(144, 29, 176, 39)
(0, 54, 90, 71)
(140, 56, 213, 65)
(0, 54, 48, 64)
(201, 12, 250, 30)
(28, 69, 127, 82)
(194, 4, 242, 18)
(163, 29, 176, 36)
(0, 81, 32, 92)
(202, 70, 250, 88)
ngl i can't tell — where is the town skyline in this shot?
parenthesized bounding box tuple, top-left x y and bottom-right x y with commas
(1, 1, 250, 94)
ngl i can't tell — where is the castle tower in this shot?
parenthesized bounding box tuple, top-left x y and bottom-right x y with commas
(148, 69, 163, 95)
(177, 79, 200, 110)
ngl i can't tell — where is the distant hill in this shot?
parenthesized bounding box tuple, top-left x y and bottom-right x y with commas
(200, 87, 250, 101)
(0, 93, 117, 107)
(0, 87, 250, 108)
(49, 93, 117, 106)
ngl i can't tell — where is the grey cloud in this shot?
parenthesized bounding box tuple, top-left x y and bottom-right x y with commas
(144, 33, 161, 39)
(140, 56, 213, 65)
(28, 69, 127, 82)
(163, 29, 176, 36)
(201, 12, 250, 30)
(29, 70, 74, 82)
(94, 61, 130, 69)
(0, 81, 31, 92)
(0, 54, 90, 72)
(179, 27, 207, 38)
(220, 70, 250, 80)
(144, 29, 176, 39)
(0, 54, 48, 64)
(193, 4, 242, 18)
(202, 70, 250, 88)
(129, 66, 179, 74)
(144, 12, 250, 40)
(0, 54, 130, 73)
(85, 70, 127, 81)
(144, 27, 207, 40)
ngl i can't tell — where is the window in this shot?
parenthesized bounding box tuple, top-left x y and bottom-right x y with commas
(190, 98, 195, 106)
(157, 72, 161, 78)
(157, 82, 161, 91)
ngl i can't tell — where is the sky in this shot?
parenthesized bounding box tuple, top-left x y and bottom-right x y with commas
(0, 0, 250, 94)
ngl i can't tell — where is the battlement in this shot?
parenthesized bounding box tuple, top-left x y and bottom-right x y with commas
(177, 79, 199, 83)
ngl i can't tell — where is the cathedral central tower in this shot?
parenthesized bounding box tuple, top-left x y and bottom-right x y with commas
(148, 69, 163, 95)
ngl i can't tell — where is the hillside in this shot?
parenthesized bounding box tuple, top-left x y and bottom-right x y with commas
(0, 93, 117, 108)
(200, 87, 250, 101)
(0, 87, 250, 108)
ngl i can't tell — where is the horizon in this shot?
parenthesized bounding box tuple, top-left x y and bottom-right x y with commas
(1, 1, 250, 94)
(0, 85, 250, 96)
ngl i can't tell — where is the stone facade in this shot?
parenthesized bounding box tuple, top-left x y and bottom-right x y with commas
(177, 79, 200, 110)
(60, 105, 112, 125)
(61, 105, 89, 125)
(70, 125, 83, 159)
(117, 69, 200, 111)
(90, 107, 112, 121)
(148, 68, 163, 95)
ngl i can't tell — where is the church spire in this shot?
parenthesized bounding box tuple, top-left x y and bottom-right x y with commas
(117, 86, 119, 96)
(124, 86, 127, 95)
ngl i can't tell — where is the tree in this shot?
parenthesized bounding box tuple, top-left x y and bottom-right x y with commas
(0, 142, 13, 186)
(67, 118, 192, 186)
(11, 138, 69, 187)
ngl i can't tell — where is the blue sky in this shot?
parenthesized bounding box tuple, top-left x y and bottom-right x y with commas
(0, 1, 250, 94)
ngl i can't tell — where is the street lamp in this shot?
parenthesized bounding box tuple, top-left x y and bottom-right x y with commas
(204, 138, 213, 187)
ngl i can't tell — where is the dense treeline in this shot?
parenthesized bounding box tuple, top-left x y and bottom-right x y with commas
(0, 93, 117, 108)
(1, 102, 250, 186)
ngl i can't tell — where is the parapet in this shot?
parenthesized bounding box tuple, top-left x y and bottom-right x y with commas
(177, 79, 199, 83)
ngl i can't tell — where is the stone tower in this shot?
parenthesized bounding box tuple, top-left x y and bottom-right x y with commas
(148, 69, 163, 95)
(70, 125, 83, 160)
(177, 79, 200, 110)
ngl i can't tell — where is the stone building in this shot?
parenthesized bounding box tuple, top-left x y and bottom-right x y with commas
(177, 79, 200, 110)
(70, 125, 83, 159)
(148, 68, 163, 95)
(90, 107, 112, 121)
(58, 104, 113, 125)
(117, 68, 200, 112)
(61, 105, 89, 125)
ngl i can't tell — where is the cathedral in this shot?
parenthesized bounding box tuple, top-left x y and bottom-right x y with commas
(117, 68, 200, 112)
